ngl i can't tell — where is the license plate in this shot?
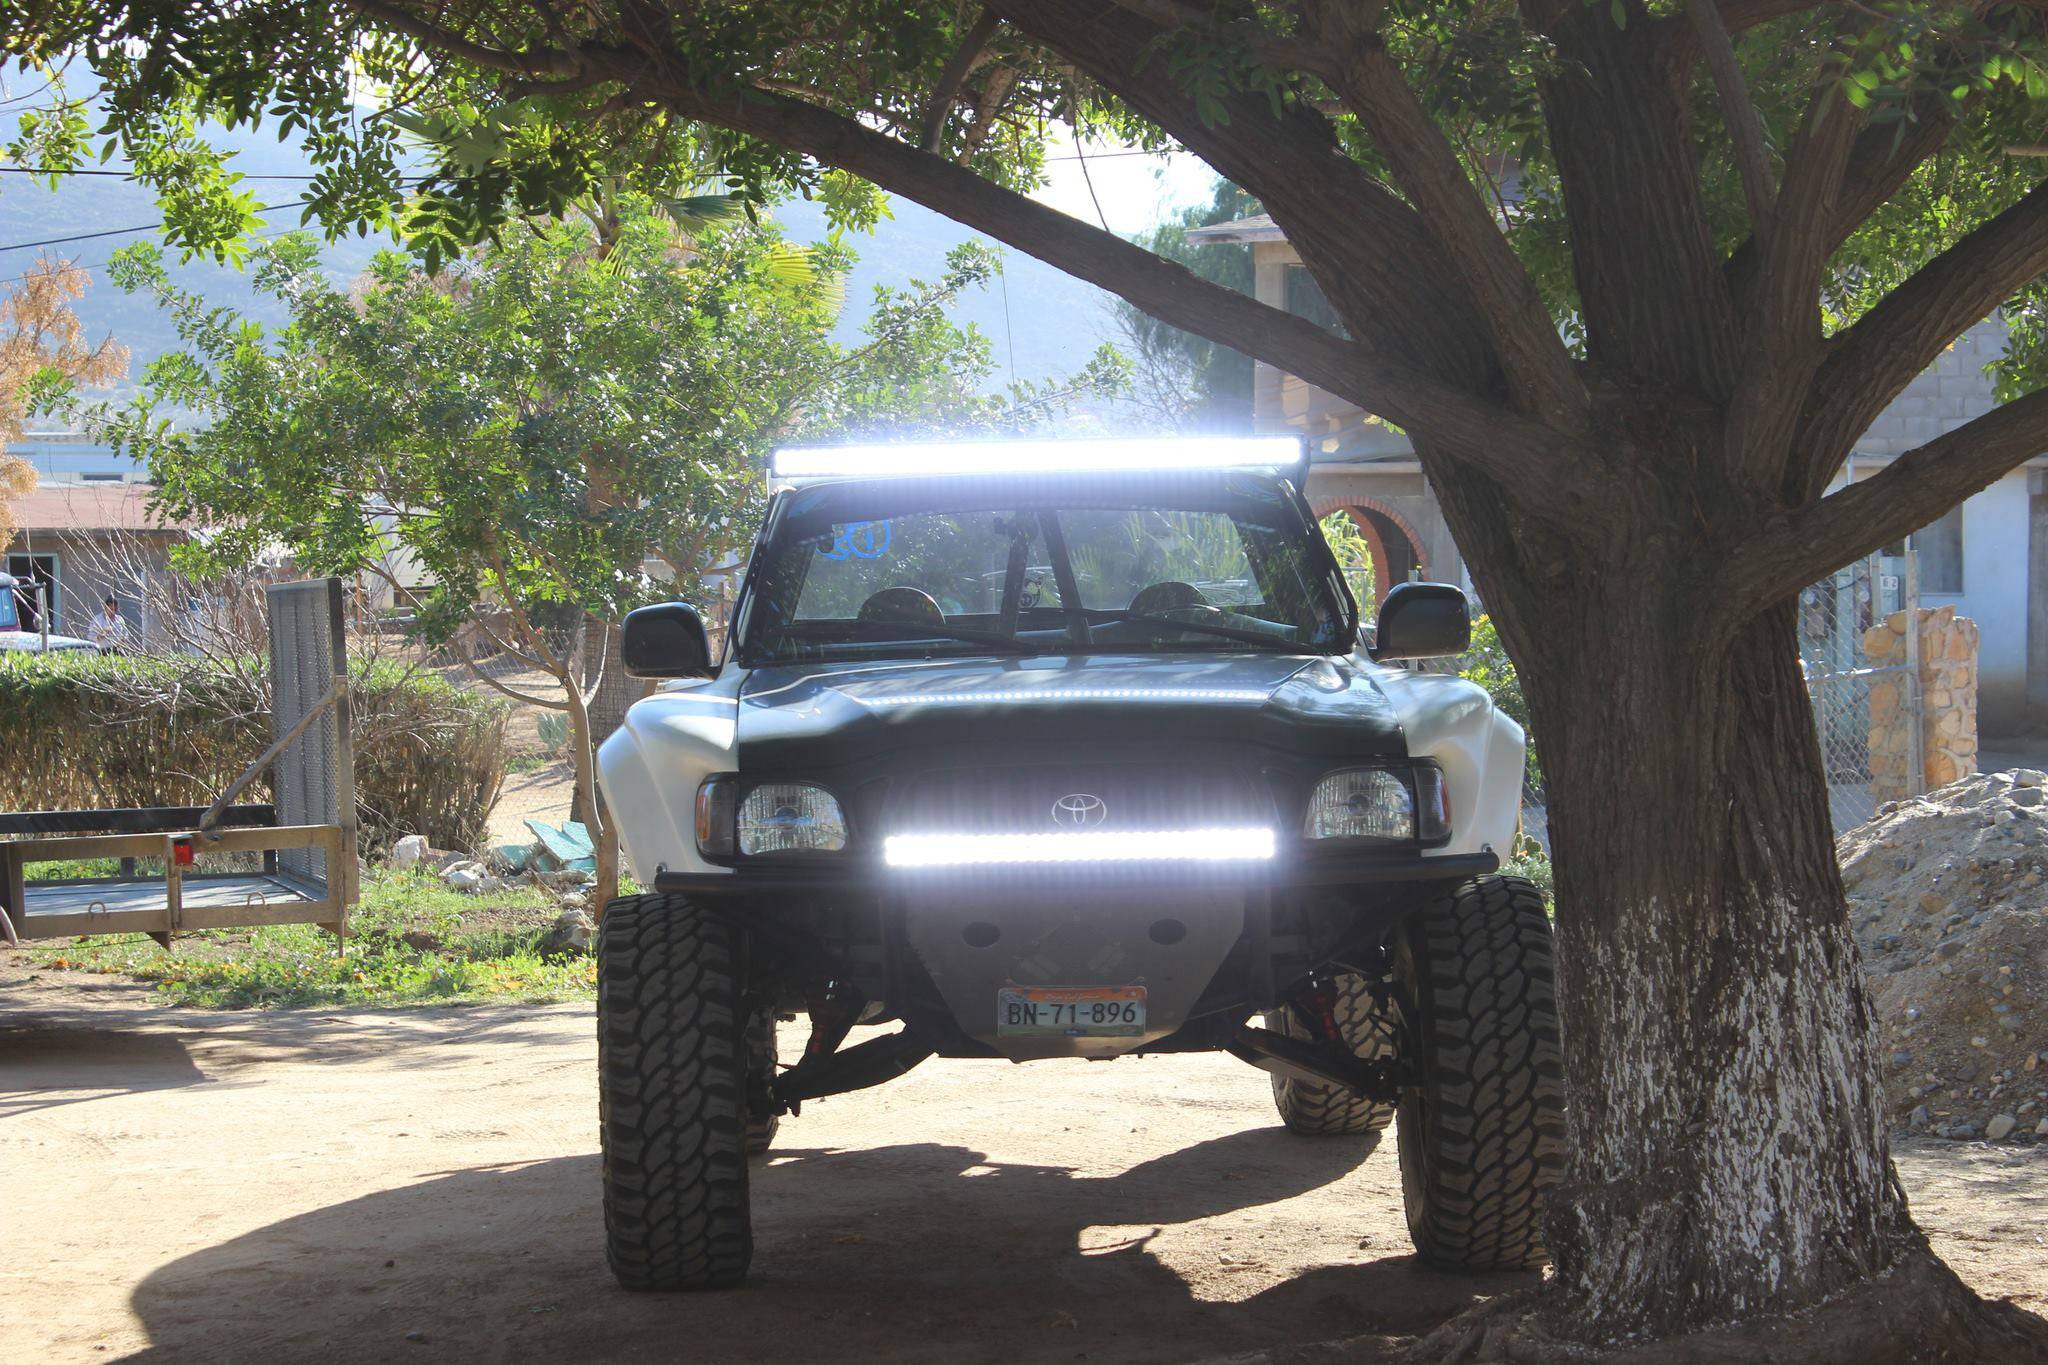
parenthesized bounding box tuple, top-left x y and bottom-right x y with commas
(996, 985, 1146, 1037)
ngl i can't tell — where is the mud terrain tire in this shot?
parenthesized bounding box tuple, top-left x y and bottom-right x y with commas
(1265, 973, 1399, 1135)
(1392, 874, 1564, 1271)
(744, 1008, 780, 1156)
(598, 893, 752, 1290)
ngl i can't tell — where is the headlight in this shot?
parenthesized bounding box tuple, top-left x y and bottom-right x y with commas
(737, 783, 848, 855)
(1305, 764, 1450, 843)
(696, 777, 849, 857)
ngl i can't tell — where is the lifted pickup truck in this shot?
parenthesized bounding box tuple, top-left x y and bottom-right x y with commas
(596, 437, 1563, 1290)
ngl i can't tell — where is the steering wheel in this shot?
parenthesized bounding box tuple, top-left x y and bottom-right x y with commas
(1127, 581, 1214, 617)
(857, 586, 946, 626)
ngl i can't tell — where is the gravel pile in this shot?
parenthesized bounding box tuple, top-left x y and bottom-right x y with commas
(1842, 769, 2048, 1142)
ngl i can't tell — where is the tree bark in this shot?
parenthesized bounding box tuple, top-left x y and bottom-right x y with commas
(1524, 592, 1903, 1336)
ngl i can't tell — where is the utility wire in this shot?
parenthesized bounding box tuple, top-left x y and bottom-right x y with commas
(0, 199, 310, 253)
(0, 165, 333, 179)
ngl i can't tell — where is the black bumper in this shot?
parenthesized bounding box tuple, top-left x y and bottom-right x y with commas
(652, 848, 1499, 901)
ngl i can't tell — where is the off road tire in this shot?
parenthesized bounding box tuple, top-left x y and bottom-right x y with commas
(1392, 875, 1564, 1271)
(744, 1008, 780, 1156)
(598, 893, 752, 1290)
(1264, 973, 1399, 1135)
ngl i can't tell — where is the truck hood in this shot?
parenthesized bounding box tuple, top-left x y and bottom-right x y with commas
(735, 652, 1405, 772)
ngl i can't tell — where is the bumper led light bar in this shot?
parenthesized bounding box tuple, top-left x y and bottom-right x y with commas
(772, 436, 1307, 481)
(883, 827, 1277, 868)
(861, 687, 1271, 707)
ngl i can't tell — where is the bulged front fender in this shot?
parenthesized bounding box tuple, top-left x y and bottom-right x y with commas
(597, 674, 746, 884)
(1367, 662, 1526, 858)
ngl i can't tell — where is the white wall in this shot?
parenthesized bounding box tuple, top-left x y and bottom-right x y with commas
(1851, 317, 2041, 733)
(1936, 469, 2032, 729)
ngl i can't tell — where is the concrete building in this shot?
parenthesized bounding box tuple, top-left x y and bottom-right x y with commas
(1186, 215, 2047, 735)
(4, 481, 192, 644)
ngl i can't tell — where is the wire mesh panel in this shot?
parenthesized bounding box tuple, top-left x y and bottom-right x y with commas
(265, 578, 355, 895)
(1799, 553, 1918, 833)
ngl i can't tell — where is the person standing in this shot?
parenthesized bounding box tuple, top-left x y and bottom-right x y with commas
(87, 595, 131, 653)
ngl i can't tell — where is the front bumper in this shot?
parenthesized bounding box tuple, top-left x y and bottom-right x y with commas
(651, 848, 1498, 899)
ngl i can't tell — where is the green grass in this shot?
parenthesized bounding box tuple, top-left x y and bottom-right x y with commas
(24, 870, 595, 1009)
(24, 856, 130, 879)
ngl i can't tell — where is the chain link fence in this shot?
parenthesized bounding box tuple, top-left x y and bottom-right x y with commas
(1799, 552, 1922, 833)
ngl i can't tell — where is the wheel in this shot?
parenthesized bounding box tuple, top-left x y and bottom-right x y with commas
(1391, 875, 1565, 1271)
(1264, 973, 1399, 1135)
(744, 1007, 780, 1156)
(598, 893, 753, 1290)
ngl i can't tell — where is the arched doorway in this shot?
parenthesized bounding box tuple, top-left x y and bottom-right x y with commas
(1312, 495, 1428, 609)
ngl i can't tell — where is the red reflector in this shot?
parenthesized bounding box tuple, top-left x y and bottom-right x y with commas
(172, 840, 195, 866)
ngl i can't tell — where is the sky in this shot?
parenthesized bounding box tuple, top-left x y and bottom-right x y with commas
(1030, 133, 1219, 236)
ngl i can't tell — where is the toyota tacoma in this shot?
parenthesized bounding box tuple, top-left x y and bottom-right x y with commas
(596, 436, 1563, 1290)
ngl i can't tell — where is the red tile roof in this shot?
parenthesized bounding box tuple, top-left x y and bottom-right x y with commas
(9, 483, 192, 535)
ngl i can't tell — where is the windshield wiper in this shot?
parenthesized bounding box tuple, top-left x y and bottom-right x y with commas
(1103, 612, 1300, 649)
(835, 618, 1040, 655)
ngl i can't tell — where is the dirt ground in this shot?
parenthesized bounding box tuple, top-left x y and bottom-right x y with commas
(4, 968, 2045, 1364)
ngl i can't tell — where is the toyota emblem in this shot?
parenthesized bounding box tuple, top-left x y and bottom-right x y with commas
(1051, 793, 1108, 827)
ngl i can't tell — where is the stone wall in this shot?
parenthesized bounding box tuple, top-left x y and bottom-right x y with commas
(1867, 606, 1980, 799)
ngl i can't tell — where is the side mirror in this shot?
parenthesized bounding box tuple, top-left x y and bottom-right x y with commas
(622, 602, 713, 679)
(1371, 583, 1470, 660)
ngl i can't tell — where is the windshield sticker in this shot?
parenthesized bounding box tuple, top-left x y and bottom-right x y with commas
(819, 520, 892, 562)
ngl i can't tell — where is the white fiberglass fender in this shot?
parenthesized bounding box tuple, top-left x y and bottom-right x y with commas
(598, 669, 750, 883)
(1363, 654, 1526, 859)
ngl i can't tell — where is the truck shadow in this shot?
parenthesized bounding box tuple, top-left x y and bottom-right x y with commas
(125, 1127, 1533, 1363)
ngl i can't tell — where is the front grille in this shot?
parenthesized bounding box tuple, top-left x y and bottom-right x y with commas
(881, 764, 1273, 836)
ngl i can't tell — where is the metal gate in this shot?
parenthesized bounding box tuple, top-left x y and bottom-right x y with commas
(1799, 550, 1923, 833)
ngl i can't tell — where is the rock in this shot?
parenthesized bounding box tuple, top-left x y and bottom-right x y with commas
(1986, 1113, 2017, 1141)
(1909, 1104, 1932, 1129)
(2037, 1116, 2048, 1137)
(400, 930, 441, 952)
(442, 862, 485, 891)
(389, 834, 430, 870)
(2011, 787, 2045, 809)
(1918, 892, 1948, 915)
(562, 890, 588, 911)
(2012, 769, 2045, 788)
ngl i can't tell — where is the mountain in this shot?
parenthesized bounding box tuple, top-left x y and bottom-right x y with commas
(0, 117, 1125, 403)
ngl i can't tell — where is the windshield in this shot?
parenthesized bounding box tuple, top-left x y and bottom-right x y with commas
(739, 472, 1352, 664)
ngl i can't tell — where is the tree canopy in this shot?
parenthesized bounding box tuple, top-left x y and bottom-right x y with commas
(77, 196, 1121, 903)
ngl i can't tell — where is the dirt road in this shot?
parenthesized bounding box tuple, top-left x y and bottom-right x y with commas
(5, 969, 2045, 1363)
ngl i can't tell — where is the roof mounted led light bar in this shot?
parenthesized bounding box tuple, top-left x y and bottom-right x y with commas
(771, 436, 1309, 484)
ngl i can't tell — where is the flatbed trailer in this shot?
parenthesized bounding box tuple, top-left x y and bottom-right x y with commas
(0, 578, 358, 948)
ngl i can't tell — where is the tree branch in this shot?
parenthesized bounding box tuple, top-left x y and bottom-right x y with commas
(1725, 93, 1962, 309)
(921, 9, 1002, 152)
(1318, 31, 1586, 430)
(631, 61, 1574, 477)
(346, 0, 589, 81)
(1109, 0, 1331, 73)
(464, 654, 573, 710)
(1539, 4, 1743, 397)
(1684, 0, 1776, 235)
(1795, 179, 2048, 496)
(1740, 386, 2048, 601)
(1724, 80, 1860, 486)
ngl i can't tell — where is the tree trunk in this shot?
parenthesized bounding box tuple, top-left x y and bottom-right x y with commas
(1526, 594, 1906, 1338)
(561, 667, 620, 913)
(1414, 430, 2047, 1356)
